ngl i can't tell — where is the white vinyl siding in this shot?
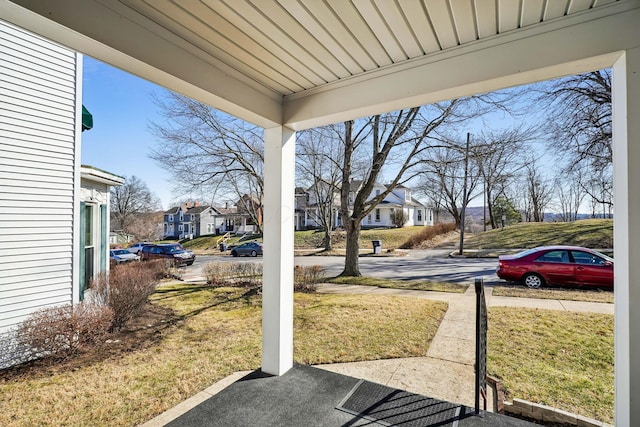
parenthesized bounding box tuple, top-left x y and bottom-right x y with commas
(0, 21, 78, 339)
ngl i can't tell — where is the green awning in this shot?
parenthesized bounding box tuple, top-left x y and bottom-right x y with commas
(82, 105, 93, 131)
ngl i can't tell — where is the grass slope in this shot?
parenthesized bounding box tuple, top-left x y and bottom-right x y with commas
(465, 219, 613, 249)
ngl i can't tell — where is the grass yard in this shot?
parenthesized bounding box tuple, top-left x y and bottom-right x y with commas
(491, 285, 614, 303)
(0, 283, 447, 427)
(329, 276, 468, 293)
(488, 307, 614, 424)
(465, 219, 613, 250)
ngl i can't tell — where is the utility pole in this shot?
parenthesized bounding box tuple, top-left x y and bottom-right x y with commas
(459, 133, 470, 256)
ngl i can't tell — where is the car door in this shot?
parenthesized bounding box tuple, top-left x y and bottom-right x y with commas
(570, 250, 614, 287)
(533, 249, 576, 285)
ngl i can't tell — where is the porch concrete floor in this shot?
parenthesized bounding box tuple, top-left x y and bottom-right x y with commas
(143, 364, 537, 427)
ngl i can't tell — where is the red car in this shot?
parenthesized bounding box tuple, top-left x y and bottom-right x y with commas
(497, 246, 613, 289)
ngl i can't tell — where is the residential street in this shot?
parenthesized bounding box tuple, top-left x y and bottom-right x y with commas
(183, 249, 501, 285)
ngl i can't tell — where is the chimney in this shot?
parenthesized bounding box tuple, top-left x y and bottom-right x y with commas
(225, 201, 229, 209)
(185, 202, 191, 208)
(194, 201, 200, 207)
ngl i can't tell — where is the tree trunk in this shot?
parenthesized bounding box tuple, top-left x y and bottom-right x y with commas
(322, 229, 332, 251)
(340, 218, 361, 276)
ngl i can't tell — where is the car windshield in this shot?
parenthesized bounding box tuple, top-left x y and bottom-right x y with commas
(113, 249, 129, 255)
(163, 244, 184, 253)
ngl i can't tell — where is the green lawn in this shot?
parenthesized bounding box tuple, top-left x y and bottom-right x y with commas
(0, 284, 447, 427)
(488, 307, 613, 423)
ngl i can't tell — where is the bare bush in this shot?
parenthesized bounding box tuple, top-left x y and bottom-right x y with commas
(294, 265, 324, 292)
(202, 262, 322, 293)
(91, 262, 161, 330)
(16, 303, 114, 360)
(399, 222, 457, 249)
(202, 262, 262, 288)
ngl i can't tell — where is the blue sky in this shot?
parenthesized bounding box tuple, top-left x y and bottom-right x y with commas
(82, 56, 174, 209)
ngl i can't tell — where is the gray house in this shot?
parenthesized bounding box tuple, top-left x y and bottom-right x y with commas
(163, 203, 215, 239)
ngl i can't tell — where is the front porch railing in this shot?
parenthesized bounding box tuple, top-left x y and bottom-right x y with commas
(475, 276, 488, 415)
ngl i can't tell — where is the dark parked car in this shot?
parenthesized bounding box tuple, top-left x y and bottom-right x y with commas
(140, 243, 196, 266)
(230, 241, 263, 257)
(127, 242, 152, 255)
(110, 249, 140, 264)
(497, 245, 613, 289)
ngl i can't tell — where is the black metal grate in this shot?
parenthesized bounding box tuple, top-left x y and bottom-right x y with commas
(336, 380, 463, 426)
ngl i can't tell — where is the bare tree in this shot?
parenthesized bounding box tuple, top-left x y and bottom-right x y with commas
(149, 91, 264, 231)
(537, 70, 612, 191)
(419, 141, 481, 227)
(582, 167, 613, 218)
(554, 169, 585, 222)
(126, 212, 164, 241)
(110, 175, 161, 234)
(295, 126, 348, 250)
(474, 128, 531, 228)
(338, 100, 473, 276)
(523, 158, 553, 222)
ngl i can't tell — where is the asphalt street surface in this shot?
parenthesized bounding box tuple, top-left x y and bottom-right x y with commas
(183, 249, 501, 285)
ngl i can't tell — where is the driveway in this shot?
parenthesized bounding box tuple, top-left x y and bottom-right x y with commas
(183, 249, 501, 285)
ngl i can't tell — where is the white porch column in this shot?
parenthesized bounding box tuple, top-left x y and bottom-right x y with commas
(262, 126, 296, 375)
(613, 47, 640, 427)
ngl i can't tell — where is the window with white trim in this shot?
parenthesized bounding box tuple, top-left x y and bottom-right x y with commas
(417, 210, 422, 221)
(375, 209, 380, 222)
(169, 214, 174, 221)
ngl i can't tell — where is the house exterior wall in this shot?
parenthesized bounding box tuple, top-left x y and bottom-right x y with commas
(79, 177, 112, 299)
(0, 21, 81, 367)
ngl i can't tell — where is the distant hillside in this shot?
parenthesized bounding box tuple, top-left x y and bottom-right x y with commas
(464, 219, 613, 250)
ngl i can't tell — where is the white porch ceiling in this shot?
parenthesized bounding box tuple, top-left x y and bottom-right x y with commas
(2, 0, 637, 129)
(107, 0, 612, 96)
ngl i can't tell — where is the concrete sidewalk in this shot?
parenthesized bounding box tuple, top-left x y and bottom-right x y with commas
(314, 283, 613, 410)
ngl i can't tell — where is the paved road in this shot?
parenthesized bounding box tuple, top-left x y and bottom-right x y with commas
(184, 249, 501, 285)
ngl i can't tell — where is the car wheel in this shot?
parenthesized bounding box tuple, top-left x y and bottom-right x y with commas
(250, 250, 257, 257)
(231, 250, 238, 257)
(523, 273, 545, 289)
(187, 261, 194, 266)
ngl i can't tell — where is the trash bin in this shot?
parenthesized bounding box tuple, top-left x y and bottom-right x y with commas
(372, 240, 382, 254)
(219, 243, 227, 251)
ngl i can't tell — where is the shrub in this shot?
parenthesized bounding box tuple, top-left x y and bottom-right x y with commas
(399, 222, 457, 249)
(294, 265, 324, 292)
(202, 262, 322, 292)
(202, 262, 262, 288)
(16, 303, 114, 360)
(91, 262, 160, 330)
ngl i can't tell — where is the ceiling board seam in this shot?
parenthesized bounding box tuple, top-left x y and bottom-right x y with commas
(394, 0, 425, 55)
(325, 1, 381, 70)
(263, 0, 343, 82)
(445, 0, 462, 46)
(212, 0, 327, 88)
(470, 0, 480, 41)
(375, 0, 409, 60)
(422, 0, 444, 51)
(240, 0, 335, 84)
(296, 0, 363, 76)
(172, 1, 303, 94)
